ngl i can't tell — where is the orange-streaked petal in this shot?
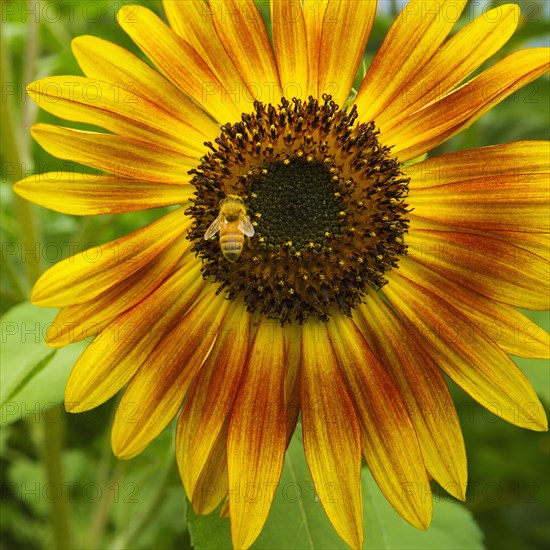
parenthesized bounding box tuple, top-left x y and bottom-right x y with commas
(71, 35, 219, 145)
(384, 271, 548, 431)
(318, 0, 376, 106)
(329, 317, 432, 530)
(404, 141, 550, 189)
(354, 0, 467, 122)
(64, 261, 205, 412)
(407, 141, 550, 233)
(227, 323, 287, 550)
(117, 5, 242, 123)
(14, 173, 192, 215)
(210, 0, 282, 105)
(407, 214, 550, 262)
(378, 4, 519, 130)
(272, 0, 309, 100)
(388, 48, 550, 161)
(410, 173, 549, 233)
(301, 324, 363, 548)
(46, 240, 190, 347)
(177, 304, 250, 508)
(492, 230, 550, 262)
(359, 296, 467, 499)
(399, 257, 550, 359)
(406, 227, 550, 310)
(303, 0, 328, 99)
(219, 499, 230, 519)
(26, 76, 203, 156)
(31, 124, 195, 184)
(112, 291, 229, 459)
(32, 209, 188, 307)
(188, 420, 229, 515)
(284, 325, 301, 444)
(163, 0, 252, 111)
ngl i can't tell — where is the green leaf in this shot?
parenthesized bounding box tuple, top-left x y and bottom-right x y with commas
(1, 301, 88, 425)
(362, 469, 484, 549)
(187, 505, 231, 550)
(187, 429, 346, 550)
(1, 302, 58, 403)
(253, 430, 347, 550)
(187, 428, 485, 549)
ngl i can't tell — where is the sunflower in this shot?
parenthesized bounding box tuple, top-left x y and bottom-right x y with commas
(14, 0, 549, 548)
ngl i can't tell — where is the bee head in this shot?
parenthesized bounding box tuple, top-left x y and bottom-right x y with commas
(220, 194, 244, 206)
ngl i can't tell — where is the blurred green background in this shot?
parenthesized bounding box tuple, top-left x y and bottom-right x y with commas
(1, 1, 549, 549)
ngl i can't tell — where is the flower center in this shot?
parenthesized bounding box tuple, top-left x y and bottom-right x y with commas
(186, 95, 410, 324)
(247, 158, 346, 253)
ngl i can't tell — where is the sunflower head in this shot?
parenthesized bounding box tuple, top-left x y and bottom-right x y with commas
(187, 95, 410, 324)
(10, 1, 550, 549)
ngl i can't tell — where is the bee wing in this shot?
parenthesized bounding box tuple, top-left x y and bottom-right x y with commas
(204, 215, 226, 240)
(238, 214, 255, 237)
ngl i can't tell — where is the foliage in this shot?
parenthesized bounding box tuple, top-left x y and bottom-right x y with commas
(1, 1, 548, 549)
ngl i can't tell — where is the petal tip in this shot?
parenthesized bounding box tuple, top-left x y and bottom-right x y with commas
(111, 422, 147, 460)
(64, 400, 89, 414)
(111, 430, 131, 459)
(30, 286, 49, 308)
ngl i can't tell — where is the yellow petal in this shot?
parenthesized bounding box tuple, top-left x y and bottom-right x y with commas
(177, 304, 250, 505)
(354, 0, 467, 122)
(493, 230, 550, 262)
(26, 76, 204, 156)
(219, 499, 230, 519)
(188, 421, 229, 515)
(406, 227, 550, 310)
(411, 173, 549, 233)
(399, 256, 550, 359)
(272, 0, 309, 101)
(303, 0, 328, 100)
(384, 271, 548, 431)
(209, 0, 282, 105)
(378, 4, 519, 130)
(112, 290, 229, 458)
(71, 35, 219, 144)
(359, 296, 467, 499)
(31, 124, 196, 184)
(65, 261, 205, 412)
(227, 323, 287, 550)
(407, 142, 550, 233)
(163, 0, 252, 112)
(405, 141, 550, 189)
(388, 48, 550, 161)
(408, 214, 550, 263)
(14, 172, 192, 215)
(32, 208, 188, 307)
(318, 0, 376, 106)
(284, 325, 301, 444)
(46, 240, 190, 347)
(301, 324, 364, 548)
(330, 317, 432, 530)
(117, 5, 242, 123)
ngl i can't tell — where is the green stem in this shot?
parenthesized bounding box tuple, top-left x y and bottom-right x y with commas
(1, 4, 43, 287)
(41, 405, 73, 550)
(111, 439, 176, 550)
(85, 406, 127, 549)
(87, 461, 127, 549)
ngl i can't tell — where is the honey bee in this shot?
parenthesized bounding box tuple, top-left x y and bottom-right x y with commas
(204, 195, 255, 262)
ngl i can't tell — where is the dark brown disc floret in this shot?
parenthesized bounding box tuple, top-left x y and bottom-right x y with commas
(186, 95, 410, 324)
